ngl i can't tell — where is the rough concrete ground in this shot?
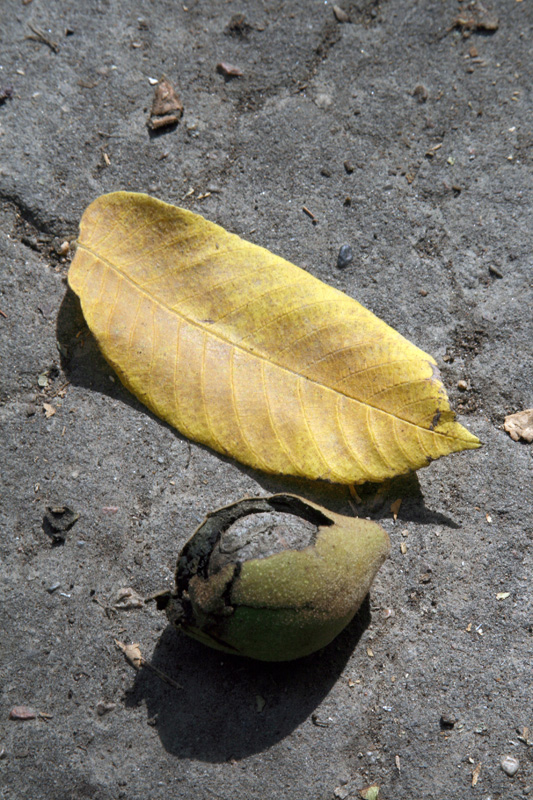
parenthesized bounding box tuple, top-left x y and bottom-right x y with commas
(1, 0, 532, 798)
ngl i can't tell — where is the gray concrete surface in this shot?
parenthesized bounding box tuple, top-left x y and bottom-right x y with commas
(1, 1, 532, 798)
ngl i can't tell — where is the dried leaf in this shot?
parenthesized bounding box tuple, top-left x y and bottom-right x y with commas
(68, 192, 480, 485)
(504, 409, 533, 443)
(115, 640, 143, 669)
(472, 761, 482, 786)
(148, 78, 183, 130)
(43, 402, 56, 418)
(113, 587, 144, 609)
(390, 498, 402, 520)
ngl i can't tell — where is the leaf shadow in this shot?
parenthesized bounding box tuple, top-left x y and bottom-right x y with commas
(56, 287, 460, 529)
(124, 597, 371, 762)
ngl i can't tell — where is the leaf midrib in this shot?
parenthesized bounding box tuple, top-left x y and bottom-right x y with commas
(78, 242, 469, 442)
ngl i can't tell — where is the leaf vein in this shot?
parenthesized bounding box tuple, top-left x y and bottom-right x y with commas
(229, 349, 269, 471)
(260, 362, 300, 472)
(297, 378, 341, 480)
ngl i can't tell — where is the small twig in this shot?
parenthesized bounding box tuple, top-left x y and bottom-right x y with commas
(27, 24, 60, 53)
(302, 206, 318, 224)
(115, 640, 183, 690)
(50, 381, 70, 398)
(0, 309, 7, 319)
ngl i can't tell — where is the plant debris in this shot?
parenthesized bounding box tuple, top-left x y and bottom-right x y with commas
(115, 640, 183, 689)
(148, 78, 183, 131)
(26, 23, 60, 53)
(450, 2, 499, 34)
(471, 761, 482, 787)
(161, 494, 389, 661)
(112, 587, 144, 610)
(69, 191, 480, 485)
(390, 498, 402, 521)
(43, 402, 56, 418)
(503, 409, 533, 443)
(216, 62, 243, 80)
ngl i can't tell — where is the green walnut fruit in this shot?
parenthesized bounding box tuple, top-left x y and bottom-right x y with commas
(158, 494, 390, 662)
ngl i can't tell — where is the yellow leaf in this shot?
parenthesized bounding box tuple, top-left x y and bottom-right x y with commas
(68, 192, 480, 484)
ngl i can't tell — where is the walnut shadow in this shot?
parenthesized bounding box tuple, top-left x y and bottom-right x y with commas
(124, 597, 370, 762)
(56, 287, 459, 528)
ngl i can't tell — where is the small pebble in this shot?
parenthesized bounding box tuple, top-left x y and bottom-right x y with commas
(334, 787, 349, 800)
(343, 160, 354, 174)
(57, 241, 70, 256)
(419, 288, 428, 297)
(336, 770, 350, 786)
(320, 167, 331, 177)
(47, 582, 61, 594)
(97, 701, 116, 717)
(500, 755, 519, 777)
(457, 380, 468, 391)
(333, 5, 350, 23)
(9, 706, 36, 721)
(337, 245, 353, 269)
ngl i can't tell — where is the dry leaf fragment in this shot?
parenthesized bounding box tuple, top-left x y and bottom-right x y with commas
(68, 192, 480, 485)
(113, 587, 144, 609)
(390, 498, 402, 520)
(148, 78, 183, 130)
(496, 591, 510, 600)
(43, 402, 56, 418)
(451, 1, 499, 33)
(216, 62, 243, 79)
(471, 761, 482, 786)
(504, 409, 533, 443)
(115, 640, 143, 669)
(115, 640, 183, 688)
